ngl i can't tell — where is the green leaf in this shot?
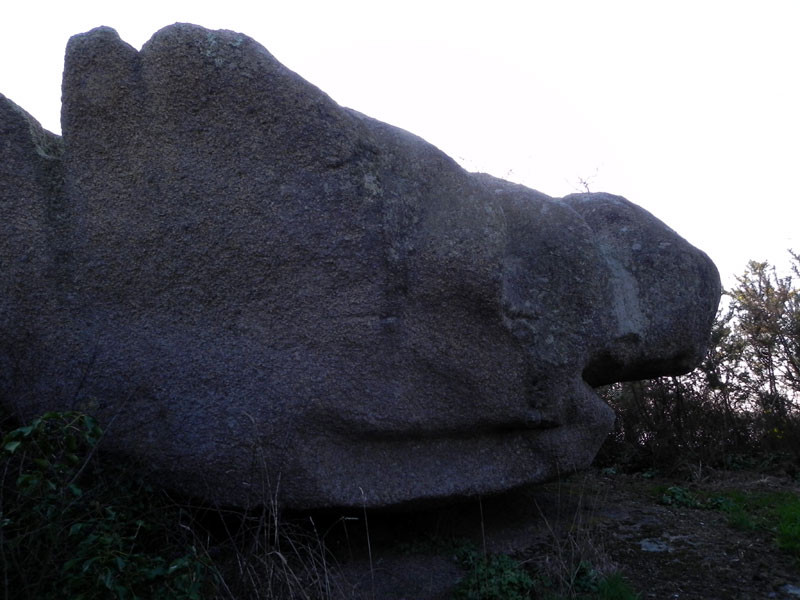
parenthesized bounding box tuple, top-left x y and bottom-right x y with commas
(3, 440, 21, 453)
(81, 556, 98, 573)
(69, 522, 85, 535)
(145, 564, 168, 579)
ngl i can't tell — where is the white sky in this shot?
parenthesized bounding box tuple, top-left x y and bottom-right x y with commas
(3, 1, 799, 287)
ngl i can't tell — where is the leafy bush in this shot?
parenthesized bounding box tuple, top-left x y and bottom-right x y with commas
(0, 410, 217, 599)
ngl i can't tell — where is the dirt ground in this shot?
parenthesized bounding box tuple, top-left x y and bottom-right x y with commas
(311, 468, 800, 599)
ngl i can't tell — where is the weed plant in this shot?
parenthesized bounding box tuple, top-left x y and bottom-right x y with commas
(447, 539, 639, 600)
(658, 486, 703, 509)
(452, 547, 534, 600)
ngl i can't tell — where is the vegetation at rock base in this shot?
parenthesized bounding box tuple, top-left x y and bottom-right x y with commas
(0, 408, 341, 599)
(0, 410, 218, 600)
(2, 250, 800, 599)
(452, 548, 534, 600)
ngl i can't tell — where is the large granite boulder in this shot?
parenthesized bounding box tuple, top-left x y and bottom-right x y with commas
(0, 24, 721, 509)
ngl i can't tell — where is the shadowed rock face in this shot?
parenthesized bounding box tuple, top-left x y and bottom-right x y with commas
(0, 24, 721, 509)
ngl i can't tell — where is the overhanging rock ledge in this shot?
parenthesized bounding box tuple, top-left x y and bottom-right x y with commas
(0, 23, 721, 509)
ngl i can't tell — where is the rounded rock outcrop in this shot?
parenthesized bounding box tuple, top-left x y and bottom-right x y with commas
(0, 24, 721, 509)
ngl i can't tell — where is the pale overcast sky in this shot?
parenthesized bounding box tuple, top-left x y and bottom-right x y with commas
(2, 1, 798, 286)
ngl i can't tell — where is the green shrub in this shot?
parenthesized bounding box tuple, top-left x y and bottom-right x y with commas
(1, 410, 217, 599)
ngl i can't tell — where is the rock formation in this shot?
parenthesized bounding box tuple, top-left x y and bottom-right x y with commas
(0, 24, 721, 509)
